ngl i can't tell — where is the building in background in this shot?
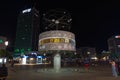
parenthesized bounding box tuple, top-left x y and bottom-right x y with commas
(13, 7, 43, 64)
(14, 7, 40, 55)
(77, 47, 97, 61)
(108, 35, 120, 58)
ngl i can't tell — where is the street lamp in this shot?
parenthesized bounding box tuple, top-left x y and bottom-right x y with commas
(5, 41, 8, 47)
(3, 41, 8, 64)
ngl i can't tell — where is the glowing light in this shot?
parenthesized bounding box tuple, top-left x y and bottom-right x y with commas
(22, 8, 31, 13)
(91, 57, 98, 60)
(55, 20, 59, 24)
(22, 58, 26, 64)
(39, 38, 72, 45)
(115, 35, 120, 38)
(30, 58, 34, 60)
(52, 19, 55, 22)
(37, 56, 42, 58)
(5, 41, 8, 46)
(87, 52, 90, 54)
(118, 45, 120, 48)
(25, 56, 28, 58)
(4, 58, 6, 63)
(63, 12, 66, 14)
(44, 53, 46, 56)
(0, 59, 2, 63)
(0, 58, 7, 64)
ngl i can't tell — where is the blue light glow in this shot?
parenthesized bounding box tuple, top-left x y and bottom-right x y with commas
(37, 56, 42, 58)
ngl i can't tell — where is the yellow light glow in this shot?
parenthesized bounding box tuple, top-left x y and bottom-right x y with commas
(30, 58, 34, 60)
(39, 38, 72, 45)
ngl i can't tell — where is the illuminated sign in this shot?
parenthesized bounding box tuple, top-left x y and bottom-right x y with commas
(39, 38, 74, 45)
(22, 8, 31, 13)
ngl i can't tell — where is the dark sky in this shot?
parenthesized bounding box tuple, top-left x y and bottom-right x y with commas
(0, 0, 120, 52)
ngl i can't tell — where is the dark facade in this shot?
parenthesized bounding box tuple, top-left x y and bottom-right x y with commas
(14, 7, 40, 54)
(77, 47, 96, 59)
(108, 35, 120, 54)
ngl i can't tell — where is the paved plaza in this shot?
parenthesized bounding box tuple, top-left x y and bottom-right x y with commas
(6, 64, 120, 80)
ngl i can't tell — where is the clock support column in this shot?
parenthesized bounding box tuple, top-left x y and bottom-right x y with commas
(53, 53, 61, 72)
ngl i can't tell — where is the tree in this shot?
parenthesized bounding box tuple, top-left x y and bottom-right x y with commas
(0, 49, 6, 57)
(0, 49, 13, 59)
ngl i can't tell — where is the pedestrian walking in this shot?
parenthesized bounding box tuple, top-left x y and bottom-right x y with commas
(83, 58, 90, 72)
(11, 60, 14, 68)
(109, 60, 118, 77)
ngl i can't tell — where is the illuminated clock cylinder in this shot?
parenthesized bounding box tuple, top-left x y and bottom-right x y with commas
(38, 30, 76, 51)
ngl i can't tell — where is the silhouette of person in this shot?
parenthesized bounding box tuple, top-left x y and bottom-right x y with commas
(109, 60, 118, 77)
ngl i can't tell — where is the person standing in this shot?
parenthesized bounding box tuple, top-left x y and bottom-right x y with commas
(109, 60, 118, 77)
(83, 58, 90, 72)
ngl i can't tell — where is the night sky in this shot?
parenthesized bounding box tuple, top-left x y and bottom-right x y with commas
(0, 0, 120, 52)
